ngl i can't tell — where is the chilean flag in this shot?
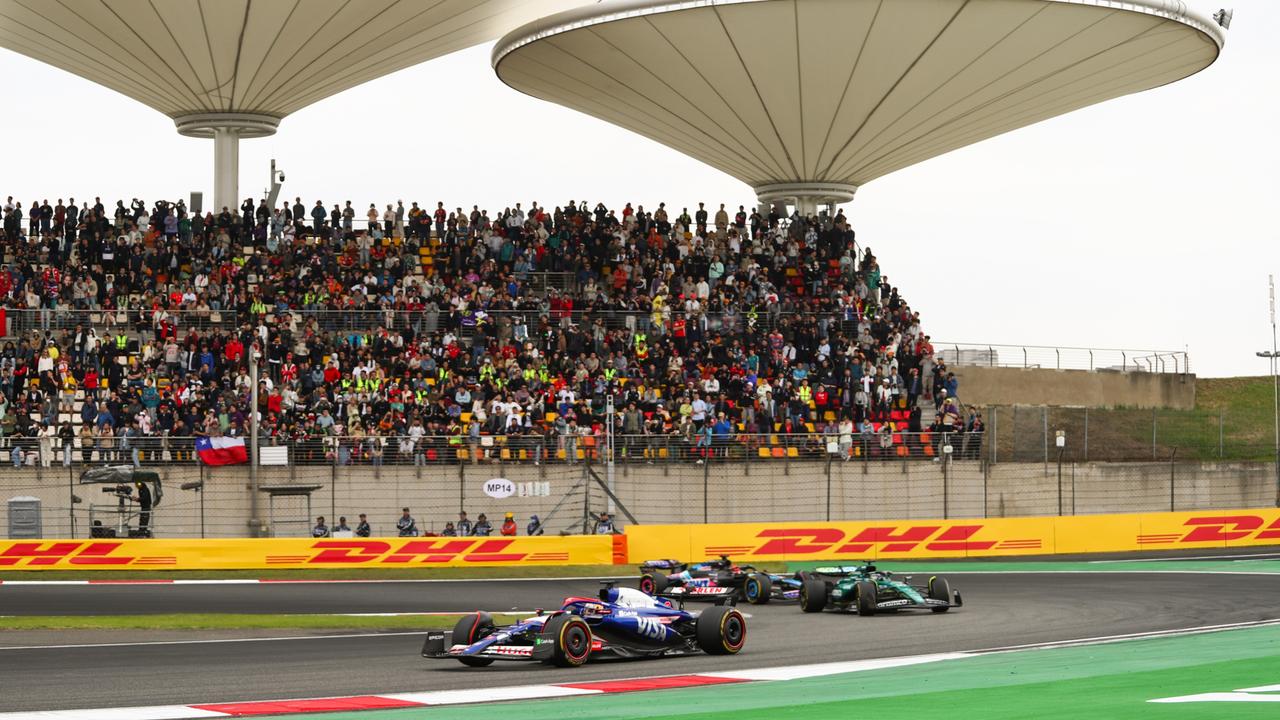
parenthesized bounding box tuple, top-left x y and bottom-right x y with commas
(196, 436, 249, 466)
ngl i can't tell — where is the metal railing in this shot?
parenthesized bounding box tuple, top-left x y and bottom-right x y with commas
(2, 305, 799, 336)
(933, 342, 1190, 375)
(0, 431, 981, 469)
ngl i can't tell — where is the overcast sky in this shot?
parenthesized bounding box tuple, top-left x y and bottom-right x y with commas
(2, 2, 1276, 378)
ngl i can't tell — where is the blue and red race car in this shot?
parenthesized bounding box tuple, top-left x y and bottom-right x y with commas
(638, 555, 801, 604)
(422, 585, 747, 667)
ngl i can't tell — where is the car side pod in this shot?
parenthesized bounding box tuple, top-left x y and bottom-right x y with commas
(421, 630, 447, 658)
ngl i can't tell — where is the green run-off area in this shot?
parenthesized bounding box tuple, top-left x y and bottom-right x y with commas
(278, 623, 1280, 720)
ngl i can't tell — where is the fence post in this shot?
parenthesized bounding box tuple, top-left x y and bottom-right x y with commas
(331, 459, 337, 529)
(1056, 448, 1064, 516)
(825, 452, 832, 521)
(1170, 448, 1177, 512)
(68, 465, 76, 538)
(1042, 406, 1048, 470)
(703, 453, 710, 524)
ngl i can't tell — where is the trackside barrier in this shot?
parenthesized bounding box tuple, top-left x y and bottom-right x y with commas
(0, 535, 613, 571)
(623, 508, 1280, 563)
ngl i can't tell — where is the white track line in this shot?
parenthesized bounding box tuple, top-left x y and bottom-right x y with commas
(1089, 552, 1280, 563)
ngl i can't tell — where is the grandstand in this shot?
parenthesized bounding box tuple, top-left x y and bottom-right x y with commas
(0, 195, 973, 468)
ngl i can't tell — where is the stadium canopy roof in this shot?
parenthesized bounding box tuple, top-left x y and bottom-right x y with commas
(0, 0, 586, 209)
(494, 0, 1226, 212)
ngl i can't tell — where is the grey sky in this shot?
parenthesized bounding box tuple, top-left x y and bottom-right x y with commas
(1, 2, 1274, 377)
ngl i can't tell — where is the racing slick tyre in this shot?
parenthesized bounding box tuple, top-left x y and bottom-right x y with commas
(639, 572, 669, 596)
(928, 576, 952, 613)
(543, 614, 593, 667)
(854, 580, 877, 616)
(798, 575, 828, 613)
(743, 573, 772, 605)
(451, 612, 496, 667)
(696, 606, 747, 655)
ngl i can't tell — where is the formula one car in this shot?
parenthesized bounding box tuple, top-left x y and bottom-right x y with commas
(797, 564, 962, 615)
(421, 584, 746, 667)
(638, 556, 800, 604)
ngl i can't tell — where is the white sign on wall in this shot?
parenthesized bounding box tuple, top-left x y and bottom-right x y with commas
(483, 478, 516, 499)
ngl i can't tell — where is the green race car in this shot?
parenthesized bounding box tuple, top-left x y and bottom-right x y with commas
(798, 564, 962, 615)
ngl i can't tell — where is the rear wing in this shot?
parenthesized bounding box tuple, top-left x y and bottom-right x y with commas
(640, 559, 687, 572)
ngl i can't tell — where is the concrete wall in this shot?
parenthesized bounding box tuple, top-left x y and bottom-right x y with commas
(951, 366, 1196, 410)
(2, 458, 1271, 539)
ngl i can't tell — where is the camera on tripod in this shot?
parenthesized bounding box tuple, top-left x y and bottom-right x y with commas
(100, 484, 132, 500)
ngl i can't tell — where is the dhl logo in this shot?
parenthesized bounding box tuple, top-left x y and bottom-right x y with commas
(1138, 515, 1280, 545)
(292, 539, 535, 565)
(0, 542, 173, 567)
(705, 525, 1042, 557)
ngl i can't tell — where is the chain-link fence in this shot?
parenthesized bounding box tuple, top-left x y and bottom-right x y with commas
(1, 450, 1275, 540)
(982, 406, 1277, 462)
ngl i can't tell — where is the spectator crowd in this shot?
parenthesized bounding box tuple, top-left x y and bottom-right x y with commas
(0, 193, 983, 468)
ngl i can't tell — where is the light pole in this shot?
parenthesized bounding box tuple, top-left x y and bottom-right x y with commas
(1055, 431, 1066, 516)
(1257, 275, 1280, 508)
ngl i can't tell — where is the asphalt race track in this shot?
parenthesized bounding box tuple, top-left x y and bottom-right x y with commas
(4, 571, 1280, 712)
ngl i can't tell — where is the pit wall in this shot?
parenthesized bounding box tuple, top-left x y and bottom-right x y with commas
(2, 509, 1278, 571)
(951, 366, 1195, 409)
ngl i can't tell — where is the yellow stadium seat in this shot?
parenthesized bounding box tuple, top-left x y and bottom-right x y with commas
(456, 449, 469, 460)
(786, 447, 799, 458)
(757, 447, 770, 458)
(545, 412, 557, 423)
(460, 412, 472, 423)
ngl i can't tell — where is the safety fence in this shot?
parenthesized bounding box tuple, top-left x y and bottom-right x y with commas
(0, 454, 1274, 541)
(979, 405, 1277, 463)
(934, 342, 1190, 375)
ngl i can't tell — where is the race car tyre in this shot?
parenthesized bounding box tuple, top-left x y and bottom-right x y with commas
(639, 572, 668, 596)
(854, 580, 877, 616)
(543, 614, 593, 667)
(451, 611, 496, 667)
(928, 576, 952, 613)
(696, 605, 747, 655)
(743, 573, 772, 604)
(798, 575, 828, 613)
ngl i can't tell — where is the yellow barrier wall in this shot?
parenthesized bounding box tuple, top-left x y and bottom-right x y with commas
(625, 508, 1280, 563)
(0, 536, 613, 571)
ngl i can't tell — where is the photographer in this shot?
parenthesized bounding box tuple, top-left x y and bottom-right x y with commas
(131, 480, 152, 537)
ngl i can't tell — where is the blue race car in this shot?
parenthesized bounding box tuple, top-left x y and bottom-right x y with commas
(421, 585, 746, 667)
(639, 555, 801, 604)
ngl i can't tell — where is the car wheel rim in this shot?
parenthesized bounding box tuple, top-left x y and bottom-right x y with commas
(564, 625, 589, 659)
(640, 578, 653, 594)
(722, 613, 744, 649)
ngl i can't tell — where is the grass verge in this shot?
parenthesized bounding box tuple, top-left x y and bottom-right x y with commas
(0, 612, 523, 631)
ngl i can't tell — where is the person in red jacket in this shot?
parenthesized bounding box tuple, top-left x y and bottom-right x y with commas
(500, 512, 517, 536)
(225, 337, 244, 364)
